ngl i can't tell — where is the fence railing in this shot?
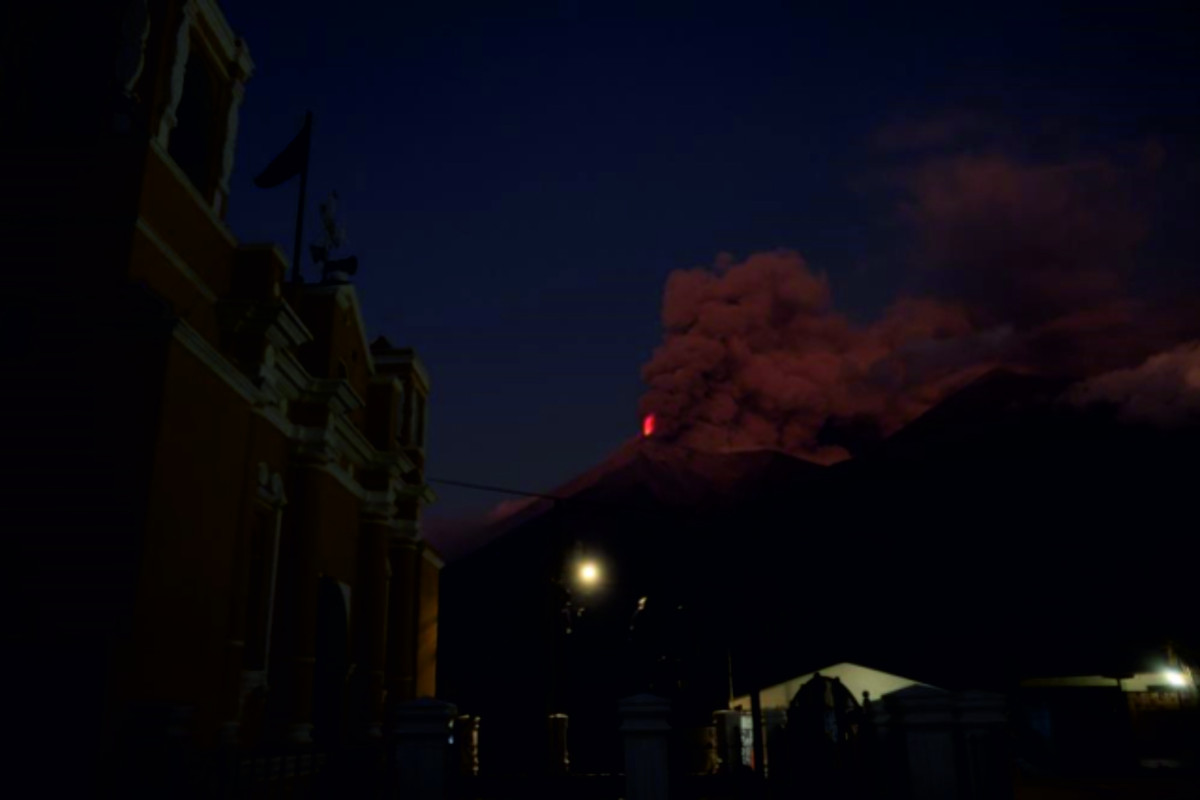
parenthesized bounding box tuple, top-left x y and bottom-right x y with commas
(108, 690, 1019, 799)
(205, 740, 390, 799)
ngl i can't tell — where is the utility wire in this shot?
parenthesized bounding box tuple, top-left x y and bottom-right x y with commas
(426, 476, 685, 519)
(427, 477, 565, 502)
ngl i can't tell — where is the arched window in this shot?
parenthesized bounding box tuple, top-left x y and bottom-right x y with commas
(415, 392, 427, 448)
(393, 385, 407, 445)
(168, 42, 217, 196)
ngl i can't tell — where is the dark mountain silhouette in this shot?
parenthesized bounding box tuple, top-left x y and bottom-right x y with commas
(739, 367, 1198, 691)
(454, 436, 825, 562)
(860, 368, 1075, 460)
(439, 368, 1199, 774)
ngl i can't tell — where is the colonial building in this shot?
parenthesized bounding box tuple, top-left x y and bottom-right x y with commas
(6, 0, 439, 791)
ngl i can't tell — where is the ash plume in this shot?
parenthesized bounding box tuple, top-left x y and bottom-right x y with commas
(640, 124, 1200, 458)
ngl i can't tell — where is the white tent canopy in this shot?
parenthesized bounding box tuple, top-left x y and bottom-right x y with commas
(732, 662, 934, 711)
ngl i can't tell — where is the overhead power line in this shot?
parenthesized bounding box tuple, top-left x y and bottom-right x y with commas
(425, 476, 687, 520)
(427, 477, 565, 502)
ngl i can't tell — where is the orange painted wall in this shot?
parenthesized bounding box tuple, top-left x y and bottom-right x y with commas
(128, 223, 221, 343)
(312, 468, 362, 586)
(138, 143, 234, 298)
(132, 338, 252, 741)
(417, 553, 440, 698)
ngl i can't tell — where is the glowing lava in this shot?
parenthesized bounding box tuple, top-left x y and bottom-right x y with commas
(642, 413, 656, 437)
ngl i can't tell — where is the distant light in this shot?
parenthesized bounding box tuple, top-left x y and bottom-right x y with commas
(643, 414, 656, 437)
(578, 561, 600, 586)
(1164, 669, 1188, 688)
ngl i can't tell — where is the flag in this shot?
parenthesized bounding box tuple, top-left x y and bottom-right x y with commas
(253, 115, 311, 189)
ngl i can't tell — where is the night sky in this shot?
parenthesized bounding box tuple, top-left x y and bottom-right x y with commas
(222, 1, 1200, 533)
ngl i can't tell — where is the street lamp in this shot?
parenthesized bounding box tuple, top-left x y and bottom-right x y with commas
(578, 561, 600, 587)
(1163, 669, 1190, 688)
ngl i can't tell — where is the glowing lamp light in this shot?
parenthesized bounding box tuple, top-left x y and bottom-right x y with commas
(642, 413, 656, 437)
(1164, 669, 1189, 688)
(578, 561, 600, 586)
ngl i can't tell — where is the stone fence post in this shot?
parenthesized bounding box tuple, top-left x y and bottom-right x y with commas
(548, 713, 569, 775)
(713, 710, 740, 774)
(390, 698, 457, 800)
(877, 687, 1011, 800)
(454, 714, 480, 777)
(620, 694, 671, 800)
(956, 691, 1011, 800)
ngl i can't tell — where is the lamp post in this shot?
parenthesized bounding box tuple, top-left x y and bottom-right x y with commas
(549, 546, 609, 775)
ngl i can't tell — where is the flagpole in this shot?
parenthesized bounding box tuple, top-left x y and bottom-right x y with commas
(291, 111, 312, 287)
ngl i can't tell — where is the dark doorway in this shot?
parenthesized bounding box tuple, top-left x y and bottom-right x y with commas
(313, 576, 349, 748)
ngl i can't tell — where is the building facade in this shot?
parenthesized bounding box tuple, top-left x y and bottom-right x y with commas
(6, 0, 440, 789)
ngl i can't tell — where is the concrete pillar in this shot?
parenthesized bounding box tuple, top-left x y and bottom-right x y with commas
(454, 715, 480, 776)
(354, 520, 392, 737)
(956, 692, 1012, 800)
(713, 710, 741, 774)
(882, 687, 1012, 800)
(548, 713, 569, 774)
(219, 467, 286, 745)
(286, 468, 322, 744)
(385, 526, 421, 706)
(620, 694, 671, 800)
(750, 688, 765, 774)
(117, 703, 197, 796)
(763, 708, 788, 778)
(391, 697, 457, 800)
(217, 517, 252, 745)
(886, 687, 958, 800)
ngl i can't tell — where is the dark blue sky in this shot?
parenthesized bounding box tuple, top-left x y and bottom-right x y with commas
(222, 1, 1198, 522)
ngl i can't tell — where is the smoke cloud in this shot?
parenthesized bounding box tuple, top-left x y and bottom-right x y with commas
(639, 250, 1003, 462)
(640, 126, 1200, 459)
(1067, 341, 1200, 427)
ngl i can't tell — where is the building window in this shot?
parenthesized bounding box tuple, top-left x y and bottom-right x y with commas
(415, 392, 427, 448)
(394, 388, 406, 445)
(243, 519, 268, 670)
(168, 42, 218, 196)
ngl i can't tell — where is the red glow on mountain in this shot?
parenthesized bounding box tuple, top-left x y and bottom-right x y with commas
(642, 413, 656, 437)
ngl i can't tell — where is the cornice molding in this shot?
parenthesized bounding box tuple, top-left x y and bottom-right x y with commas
(285, 429, 362, 498)
(302, 378, 364, 415)
(169, 334, 432, 513)
(193, 0, 241, 68)
(387, 519, 421, 546)
(422, 546, 445, 570)
(172, 317, 259, 405)
(360, 489, 396, 521)
(291, 423, 338, 465)
(318, 462, 364, 500)
(272, 347, 312, 401)
(173, 319, 305, 443)
(301, 283, 378, 376)
(254, 403, 294, 438)
(155, 0, 196, 147)
(216, 298, 313, 351)
(273, 302, 313, 348)
(373, 346, 431, 391)
(331, 414, 377, 472)
(368, 450, 417, 482)
(369, 374, 406, 394)
(254, 462, 287, 509)
(394, 482, 437, 505)
(147, 139, 238, 247)
(170, 307, 429, 514)
(116, 0, 151, 102)
(135, 217, 218, 303)
(214, 299, 316, 424)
